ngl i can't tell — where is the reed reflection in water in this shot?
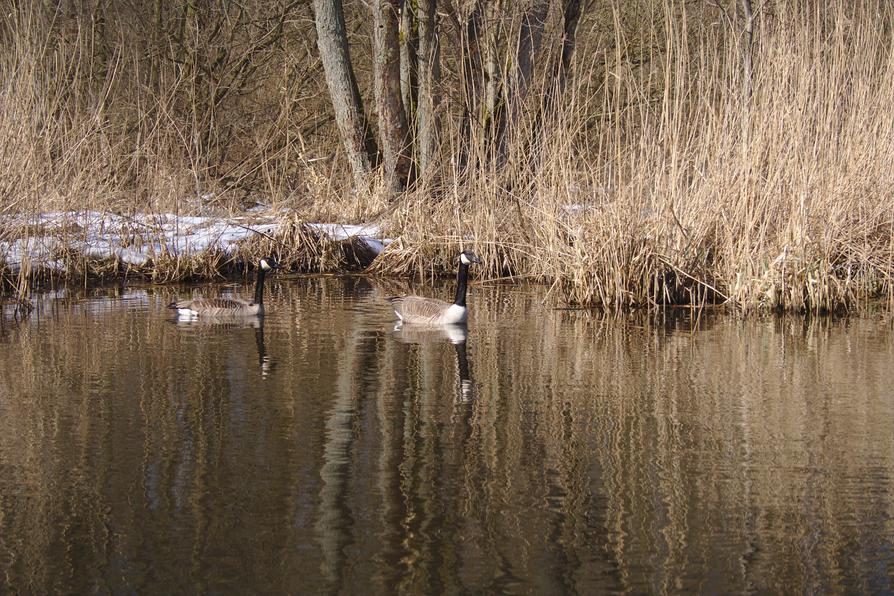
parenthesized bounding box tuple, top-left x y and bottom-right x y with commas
(0, 278, 892, 593)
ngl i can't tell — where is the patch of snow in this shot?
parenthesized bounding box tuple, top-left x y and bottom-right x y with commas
(306, 222, 381, 240)
(0, 211, 391, 273)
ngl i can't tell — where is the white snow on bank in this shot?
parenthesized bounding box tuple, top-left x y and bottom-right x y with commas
(0, 211, 390, 274)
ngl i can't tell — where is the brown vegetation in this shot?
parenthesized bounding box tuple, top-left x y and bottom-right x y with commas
(0, 1, 892, 312)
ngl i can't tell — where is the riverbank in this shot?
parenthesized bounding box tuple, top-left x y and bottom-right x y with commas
(2, 189, 893, 315)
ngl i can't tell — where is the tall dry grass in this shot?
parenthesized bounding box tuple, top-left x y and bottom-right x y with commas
(1, 1, 892, 313)
(378, 0, 894, 312)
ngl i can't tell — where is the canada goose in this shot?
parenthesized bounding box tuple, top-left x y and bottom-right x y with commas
(388, 250, 481, 325)
(168, 257, 281, 317)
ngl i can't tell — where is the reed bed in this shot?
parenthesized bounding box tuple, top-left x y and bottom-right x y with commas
(1, 1, 892, 313)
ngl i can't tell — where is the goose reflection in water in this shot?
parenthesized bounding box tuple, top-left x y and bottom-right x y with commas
(172, 315, 275, 378)
(253, 323, 274, 377)
(391, 322, 475, 402)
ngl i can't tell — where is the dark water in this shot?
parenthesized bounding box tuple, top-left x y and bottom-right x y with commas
(0, 277, 892, 594)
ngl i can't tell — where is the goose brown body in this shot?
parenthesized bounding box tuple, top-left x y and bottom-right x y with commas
(168, 257, 279, 317)
(388, 296, 467, 325)
(389, 251, 480, 325)
(169, 297, 262, 317)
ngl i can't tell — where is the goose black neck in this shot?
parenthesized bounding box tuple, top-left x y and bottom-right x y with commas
(253, 266, 267, 305)
(453, 262, 470, 307)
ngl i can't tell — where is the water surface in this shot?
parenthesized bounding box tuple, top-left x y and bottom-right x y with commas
(0, 277, 892, 593)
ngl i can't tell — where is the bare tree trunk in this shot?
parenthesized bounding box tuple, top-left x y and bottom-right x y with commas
(416, 0, 440, 180)
(151, 0, 163, 90)
(313, 0, 378, 190)
(513, 0, 549, 112)
(458, 2, 484, 172)
(740, 0, 754, 101)
(495, 0, 548, 166)
(483, 0, 503, 124)
(559, 0, 582, 83)
(374, 0, 414, 193)
(400, 1, 417, 121)
(542, 0, 583, 116)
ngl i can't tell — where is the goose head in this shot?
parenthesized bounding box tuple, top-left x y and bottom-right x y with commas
(459, 250, 481, 265)
(259, 257, 283, 271)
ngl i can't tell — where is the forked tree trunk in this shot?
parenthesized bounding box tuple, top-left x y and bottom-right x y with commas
(416, 0, 440, 179)
(373, 0, 414, 193)
(313, 0, 378, 190)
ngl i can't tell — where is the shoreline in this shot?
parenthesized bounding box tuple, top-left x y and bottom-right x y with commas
(2, 274, 885, 328)
(1, 206, 891, 316)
